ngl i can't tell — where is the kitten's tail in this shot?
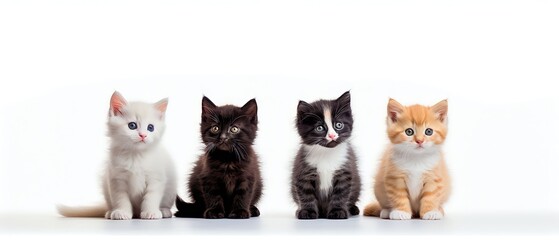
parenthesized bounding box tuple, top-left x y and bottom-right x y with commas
(363, 202, 382, 217)
(56, 204, 107, 218)
(174, 196, 204, 218)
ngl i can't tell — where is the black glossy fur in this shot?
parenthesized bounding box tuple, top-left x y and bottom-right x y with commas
(175, 96, 263, 219)
(291, 91, 361, 219)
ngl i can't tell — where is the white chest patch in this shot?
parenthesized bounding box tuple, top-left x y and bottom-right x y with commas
(405, 171, 424, 202)
(112, 156, 148, 197)
(303, 143, 349, 195)
(391, 146, 441, 201)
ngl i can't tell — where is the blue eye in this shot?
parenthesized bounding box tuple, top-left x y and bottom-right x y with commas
(425, 128, 433, 136)
(315, 125, 325, 132)
(128, 122, 137, 130)
(405, 128, 414, 136)
(147, 124, 154, 132)
(334, 122, 344, 130)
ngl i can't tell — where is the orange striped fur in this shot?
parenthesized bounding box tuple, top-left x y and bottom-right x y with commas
(364, 99, 451, 220)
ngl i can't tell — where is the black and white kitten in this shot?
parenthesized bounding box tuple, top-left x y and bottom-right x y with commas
(291, 91, 361, 219)
(175, 96, 263, 219)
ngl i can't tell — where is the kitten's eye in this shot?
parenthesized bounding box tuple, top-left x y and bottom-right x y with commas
(425, 128, 433, 136)
(334, 122, 344, 130)
(230, 126, 240, 134)
(405, 128, 414, 136)
(210, 126, 220, 133)
(128, 122, 137, 130)
(147, 124, 154, 132)
(315, 125, 325, 132)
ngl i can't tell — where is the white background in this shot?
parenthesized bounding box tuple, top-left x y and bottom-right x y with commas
(1, 0, 559, 236)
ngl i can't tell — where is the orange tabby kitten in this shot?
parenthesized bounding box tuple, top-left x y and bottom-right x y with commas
(364, 99, 450, 220)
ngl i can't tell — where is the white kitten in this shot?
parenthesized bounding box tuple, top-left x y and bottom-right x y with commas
(57, 91, 177, 220)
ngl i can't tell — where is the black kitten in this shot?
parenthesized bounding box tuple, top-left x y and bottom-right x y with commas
(291, 91, 361, 219)
(175, 96, 263, 219)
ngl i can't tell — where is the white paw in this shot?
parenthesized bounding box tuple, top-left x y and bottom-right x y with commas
(422, 210, 443, 220)
(380, 209, 390, 219)
(141, 210, 163, 219)
(389, 210, 412, 220)
(161, 208, 172, 218)
(110, 209, 132, 220)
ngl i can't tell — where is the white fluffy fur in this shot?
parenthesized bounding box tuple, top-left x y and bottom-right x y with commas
(422, 210, 443, 220)
(57, 92, 176, 220)
(323, 107, 339, 141)
(303, 142, 349, 195)
(380, 209, 390, 219)
(389, 209, 412, 220)
(391, 144, 442, 204)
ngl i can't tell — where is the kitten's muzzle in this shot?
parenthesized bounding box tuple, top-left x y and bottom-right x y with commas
(216, 138, 232, 150)
(219, 136, 230, 143)
(324, 140, 339, 148)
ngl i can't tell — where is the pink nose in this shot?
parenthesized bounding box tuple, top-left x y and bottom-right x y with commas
(415, 139, 424, 144)
(139, 133, 147, 140)
(328, 133, 337, 140)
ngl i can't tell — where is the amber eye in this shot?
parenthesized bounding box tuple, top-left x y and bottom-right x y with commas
(405, 128, 414, 136)
(230, 126, 240, 134)
(210, 126, 220, 133)
(425, 128, 433, 136)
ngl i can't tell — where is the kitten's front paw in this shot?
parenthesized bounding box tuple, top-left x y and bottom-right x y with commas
(141, 210, 163, 220)
(110, 209, 132, 220)
(204, 208, 225, 219)
(250, 205, 260, 217)
(422, 210, 443, 220)
(348, 205, 360, 216)
(228, 209, 250, 219)
(327, 208, 348, 219)
(389, 210, 412, 220)
(297, 209, 318, 220)
(160, 208, 173, 218)
(380, 209, 390, 219)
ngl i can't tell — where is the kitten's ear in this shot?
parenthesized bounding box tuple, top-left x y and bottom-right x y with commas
(110, 91, 127, 116)
(387, 98, 405, 123)
(297, 100, 312, 113)
(336, 91, 351, 106)
(201, 96, 217, 116)
(154, 98, 168, 114)
(242, 98, 258, 124)
(431, 99, 448, 123)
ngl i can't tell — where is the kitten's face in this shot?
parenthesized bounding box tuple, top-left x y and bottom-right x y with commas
(200, 96, 258, 158)
(107, 91, 168, 151)
(296, 91, 353, 148)
(386, 99, 448, 153)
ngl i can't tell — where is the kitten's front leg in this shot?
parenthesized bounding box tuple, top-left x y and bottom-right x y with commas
(229, 177, 253, 219)
(108, 178, 133, 220)
(295, 175, 319, 220)
(202, 178, 225, 219)
(327, 170, 352, 219)
(385, 175, 412, 220)
(140, 177, 165, 220)
(419, 177, 446, 220)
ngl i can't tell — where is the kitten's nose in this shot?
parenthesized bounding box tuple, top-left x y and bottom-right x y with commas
(139, 133, 147, 140)
(415, 139, 424, 144)
(328, 133, 337, 140)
